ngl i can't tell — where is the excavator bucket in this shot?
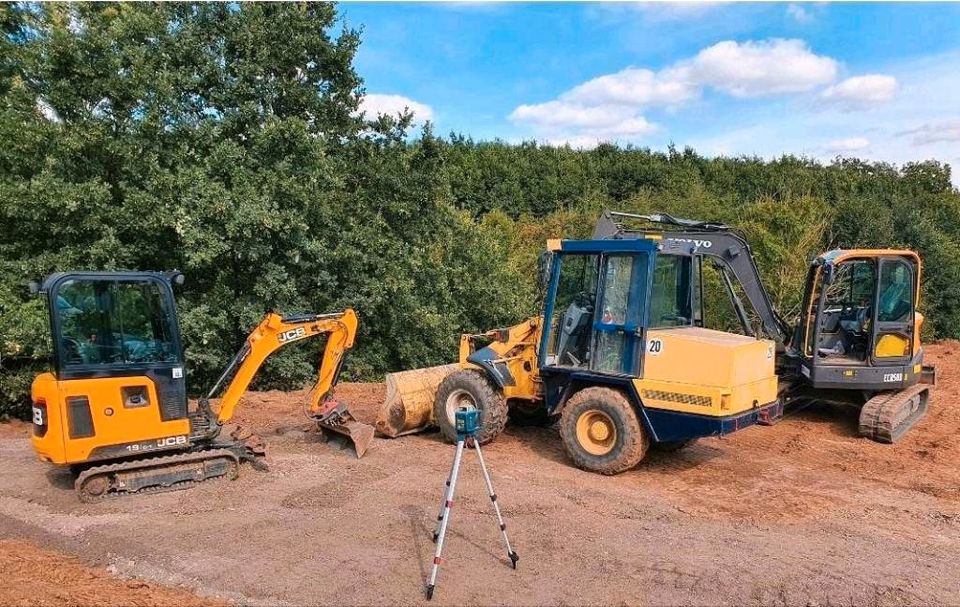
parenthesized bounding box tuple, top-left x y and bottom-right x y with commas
(315, 403, 375, 458)
(376, 364, 460, 437)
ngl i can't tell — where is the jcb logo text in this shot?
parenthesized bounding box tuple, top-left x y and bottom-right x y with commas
(278, 327, 307, 343)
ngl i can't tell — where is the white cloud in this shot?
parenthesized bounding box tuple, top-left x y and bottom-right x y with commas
(688, 39, 837, 97)
(898, 118, 960, 146)
(562, 66, 699, 108)
(508, 101, 657, 142)
(509, 38, 841, 145)
(824, 137, 871, 153)
(510, 101, 637, 131)
(684, 50, 960, 187)
(787, 4, 814, 23)
(821, 75, 898, 111)
(360, 93, 434, 122)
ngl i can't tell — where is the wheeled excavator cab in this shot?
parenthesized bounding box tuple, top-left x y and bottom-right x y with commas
(416, 235, 783, 474)
(31, 272, 192, 465)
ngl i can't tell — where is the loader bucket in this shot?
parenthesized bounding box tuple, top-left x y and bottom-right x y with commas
(376, 364, 460, 437)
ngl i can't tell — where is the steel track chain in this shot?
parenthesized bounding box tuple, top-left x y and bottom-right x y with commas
(858, 383, 930, 444)
(75, 448, 240, 503)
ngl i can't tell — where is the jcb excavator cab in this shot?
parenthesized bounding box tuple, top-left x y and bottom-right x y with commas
(795, 250, 931, 390)
(31, 272, 191, 465)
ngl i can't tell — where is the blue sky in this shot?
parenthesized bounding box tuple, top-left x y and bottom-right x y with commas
(341, 2, 960, 181)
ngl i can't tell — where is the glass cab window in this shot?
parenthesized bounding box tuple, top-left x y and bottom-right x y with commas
(649, 255, 694, 328)
(545, 254, 599, 368)
(593, 254, 638, 374)
(55, 278, 179, 367)
(878, 260, 912, 322)
(810, 259, 876, 361)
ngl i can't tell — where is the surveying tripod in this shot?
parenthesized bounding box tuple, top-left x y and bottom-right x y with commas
(426, 407, 518, 600)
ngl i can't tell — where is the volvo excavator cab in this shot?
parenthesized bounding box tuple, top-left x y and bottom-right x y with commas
(796, 250, 928, 391)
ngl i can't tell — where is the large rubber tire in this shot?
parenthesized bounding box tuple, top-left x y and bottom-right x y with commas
(560, 387, 648, 475)
(433, 370, 508, 445)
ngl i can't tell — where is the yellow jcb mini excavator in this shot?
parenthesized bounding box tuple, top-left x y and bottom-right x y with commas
(380, 211, 935, 475)
(29, 271, 373, 501)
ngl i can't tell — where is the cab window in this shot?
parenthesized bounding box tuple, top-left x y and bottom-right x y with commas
(545, 254, 600, 367)
(649, 255, 693, 328)
(878, 260, 912, 322)
(56, 279, 179, 366)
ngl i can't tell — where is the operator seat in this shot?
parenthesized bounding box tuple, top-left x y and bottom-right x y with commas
(556, 293, 593, 367)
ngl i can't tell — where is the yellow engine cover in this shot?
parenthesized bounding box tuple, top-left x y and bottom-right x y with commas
(30, 372, 190, 465)
(636, 327, 778, 417)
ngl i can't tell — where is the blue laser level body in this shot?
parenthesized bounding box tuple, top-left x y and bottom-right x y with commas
(455, 407, 480, 439)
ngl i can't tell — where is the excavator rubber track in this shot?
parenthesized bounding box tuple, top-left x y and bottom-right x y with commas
(858, 383, 930, 444)
(74, 448, 241, 503)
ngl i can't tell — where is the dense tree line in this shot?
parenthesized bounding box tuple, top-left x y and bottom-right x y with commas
(1, 3, 957, 417)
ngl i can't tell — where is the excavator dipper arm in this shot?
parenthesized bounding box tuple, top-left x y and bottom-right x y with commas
(211, 310, 359, 423)
(199, 308, 372, 457)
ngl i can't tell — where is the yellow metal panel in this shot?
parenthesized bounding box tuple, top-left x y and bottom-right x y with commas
(644, 327, 775, 388)
(875, 333, 910, 358)
(57, 376, 189, 464)
(30, 373, 64, 463)
(637, 327, 778, 417)
(634, 378, 722, 415)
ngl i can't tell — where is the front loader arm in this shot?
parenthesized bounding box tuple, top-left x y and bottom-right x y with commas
(210, 309, 358, 424)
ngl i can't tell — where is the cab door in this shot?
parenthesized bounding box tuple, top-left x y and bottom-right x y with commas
(591, 252, 650, 376)
(871, 257, 916, 365)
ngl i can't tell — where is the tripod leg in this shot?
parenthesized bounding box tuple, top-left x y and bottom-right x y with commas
(426, 439, 465, 600)
(432, 445, 459, 542)
(473, 441, 519, 569)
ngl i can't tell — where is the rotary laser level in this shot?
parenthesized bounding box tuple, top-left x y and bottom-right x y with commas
(426, 407, 518, 600)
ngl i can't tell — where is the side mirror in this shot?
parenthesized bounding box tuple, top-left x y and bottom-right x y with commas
(822, 264, 834, 285)
(538, 252, 554, 291)
(27, 280, 41, 295)
(172, 272, 185, 286)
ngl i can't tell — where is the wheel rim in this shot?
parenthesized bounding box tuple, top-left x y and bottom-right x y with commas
(445, 388, 477, 424)
(575, 409, 617, 456)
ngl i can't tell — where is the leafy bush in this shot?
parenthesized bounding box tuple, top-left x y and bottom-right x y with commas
(1, 3, 958, 419)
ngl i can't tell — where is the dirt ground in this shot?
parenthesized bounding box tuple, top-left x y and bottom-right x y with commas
(0, 539, 223, 607)
(1, 344, 959, 606)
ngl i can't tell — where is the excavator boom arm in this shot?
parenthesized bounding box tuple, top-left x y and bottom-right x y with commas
(594, 211, 793, 346)
(212, 309, 359, 424)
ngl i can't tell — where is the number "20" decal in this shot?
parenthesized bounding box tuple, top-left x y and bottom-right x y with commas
(647, 338, 663, 356)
